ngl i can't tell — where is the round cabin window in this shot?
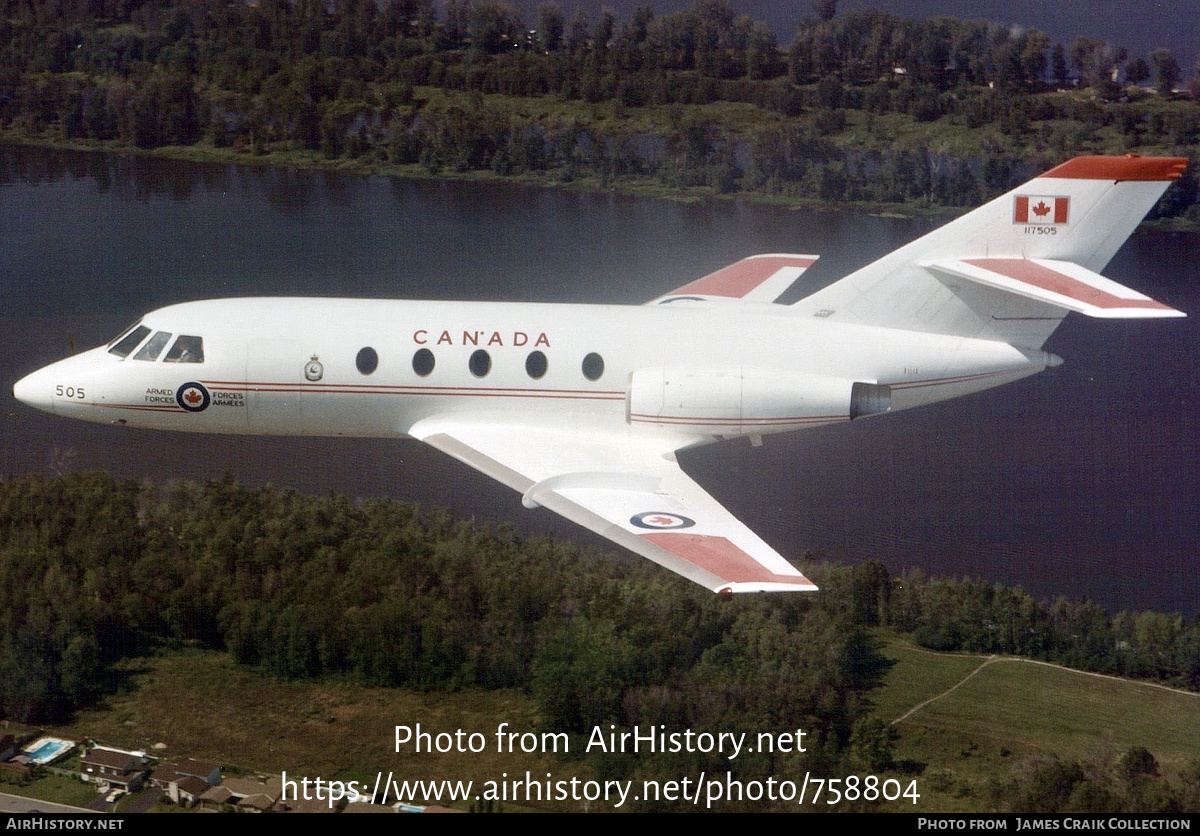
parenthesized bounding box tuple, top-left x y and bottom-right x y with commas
(412, 348, 435, 377)
(581, 352, 604, 381)
(469, 349, 491, 378)
(356, 347, 378, 375)
(525, 350, 548, 379)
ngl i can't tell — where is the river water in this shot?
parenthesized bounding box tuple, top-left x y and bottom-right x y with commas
(2, 144, 1196, 614)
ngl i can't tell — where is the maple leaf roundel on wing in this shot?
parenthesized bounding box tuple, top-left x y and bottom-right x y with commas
(630, 512, 696, 530)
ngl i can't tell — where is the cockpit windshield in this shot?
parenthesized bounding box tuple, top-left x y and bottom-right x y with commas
(107, 324, 151, 358)
(106, 324, 203, 363)
(132, 331, 173, 361)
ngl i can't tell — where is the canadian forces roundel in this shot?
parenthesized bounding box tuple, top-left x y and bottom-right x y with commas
(176, 381, 210, 412)
(630, 512, 696, 530)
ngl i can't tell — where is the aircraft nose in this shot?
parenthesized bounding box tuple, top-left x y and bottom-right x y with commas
(13, 366, 57, 415)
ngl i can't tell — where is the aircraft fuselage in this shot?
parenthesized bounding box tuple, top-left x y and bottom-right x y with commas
(14, 297, 1050, 443)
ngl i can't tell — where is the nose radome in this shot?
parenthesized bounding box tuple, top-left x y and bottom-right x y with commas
(13, 366, 56, 415)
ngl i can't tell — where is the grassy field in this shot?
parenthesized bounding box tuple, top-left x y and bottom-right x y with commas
(52, 649, 562, 797)
(872, 637, 1200, 811)
(1, 774, 98, 808)
(5, 640, 1197, 813)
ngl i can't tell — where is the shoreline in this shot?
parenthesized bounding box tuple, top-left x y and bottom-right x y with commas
(0, 131, 966, 222)
(8, 132, 1195, 231)
(10, 131, 1195, 232)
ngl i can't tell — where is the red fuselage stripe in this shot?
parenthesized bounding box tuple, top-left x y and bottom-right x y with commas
(629, 413, 845, 426)
(889, 370, 1006, 390)
(86, 369, 1015, 415)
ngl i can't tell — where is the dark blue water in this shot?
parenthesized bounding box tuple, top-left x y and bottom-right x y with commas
(3, 144, 1197, 614)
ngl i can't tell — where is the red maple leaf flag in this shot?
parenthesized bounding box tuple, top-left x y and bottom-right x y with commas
(1014, 195, 1069, 224)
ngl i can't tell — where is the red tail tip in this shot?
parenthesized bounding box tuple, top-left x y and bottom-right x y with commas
(1043, 155, 1188, 181)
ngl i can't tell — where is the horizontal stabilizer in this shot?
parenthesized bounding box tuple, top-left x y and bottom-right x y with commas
(923, 258, 1185, 319)
(652, 254, 818, 304)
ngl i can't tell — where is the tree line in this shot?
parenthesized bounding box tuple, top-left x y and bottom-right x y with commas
(0, 474, 890, 730)
(1, 475, 1198, 776)
(1, 1, 1198, 218)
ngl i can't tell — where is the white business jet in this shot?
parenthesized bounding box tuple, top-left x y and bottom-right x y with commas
(12, 155, 1187, 594)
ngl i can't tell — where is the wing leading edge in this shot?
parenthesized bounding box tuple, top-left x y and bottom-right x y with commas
(409, 416, 817, 594)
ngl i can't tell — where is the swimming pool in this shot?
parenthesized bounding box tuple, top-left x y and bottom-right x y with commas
(21, 737, 74, 764)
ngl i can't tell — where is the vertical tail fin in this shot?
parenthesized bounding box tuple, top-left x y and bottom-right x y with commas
(792, 155, 1187, 347)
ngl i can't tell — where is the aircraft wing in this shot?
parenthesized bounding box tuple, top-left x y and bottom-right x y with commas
(408, 415, 817, 594)
(650, 254, 819, 304)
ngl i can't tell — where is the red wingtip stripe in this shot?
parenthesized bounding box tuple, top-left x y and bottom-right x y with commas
(640, 532, 813, 586)
(668, 255, 817, 298)
(1042, 155, 1188, 182)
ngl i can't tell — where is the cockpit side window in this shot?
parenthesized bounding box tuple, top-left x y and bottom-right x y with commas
(132, 331, 173, 361)
(108, 325, 151, 358)
(164, 335, 204, 363)
(107, 321, 141, 349)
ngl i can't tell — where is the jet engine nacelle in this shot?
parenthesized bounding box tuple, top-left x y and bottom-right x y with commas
(627, 366, 890, 436)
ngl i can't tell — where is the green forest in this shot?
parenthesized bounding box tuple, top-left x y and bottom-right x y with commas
(2, 0, 1199, 217)
(1, 472, 1197, 811)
